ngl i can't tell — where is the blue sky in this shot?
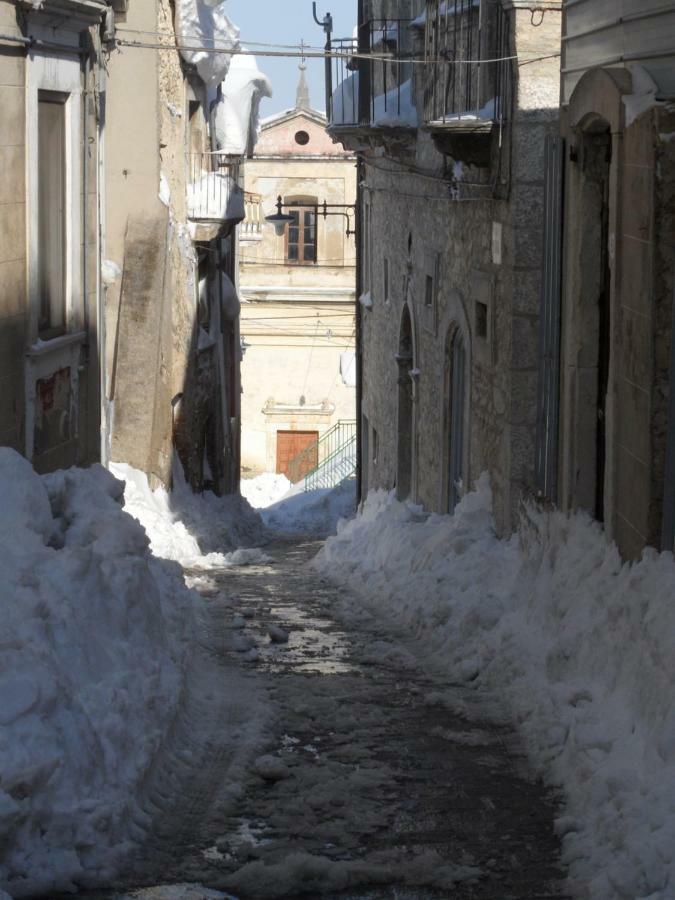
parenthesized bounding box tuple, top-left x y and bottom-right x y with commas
(227, 0, 357, 116)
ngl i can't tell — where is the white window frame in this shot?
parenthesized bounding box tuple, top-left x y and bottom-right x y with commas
(25, 36, 86, 460)
(26, 42, 84, 343)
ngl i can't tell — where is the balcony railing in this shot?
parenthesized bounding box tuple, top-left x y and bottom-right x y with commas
(328, 19, 416, 130)
(240, 191, 263, 240)
(422, 0, 510, 127)
(186, 151, 244, 223)
(287, 419, 357, 486)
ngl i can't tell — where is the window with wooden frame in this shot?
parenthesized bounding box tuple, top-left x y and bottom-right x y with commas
(285, 195, 318, 265)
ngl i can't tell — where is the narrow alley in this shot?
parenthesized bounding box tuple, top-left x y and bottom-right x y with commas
(79, 540, 567, 900)
(3, 2, 675, 898)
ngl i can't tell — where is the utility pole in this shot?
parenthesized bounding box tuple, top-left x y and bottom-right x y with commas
(312, 3, 333, 118)
(357, 0, 370, 125)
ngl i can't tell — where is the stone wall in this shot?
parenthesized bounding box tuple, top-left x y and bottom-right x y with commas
(559, 65, 675, 559)
(358, 3, 562, 534)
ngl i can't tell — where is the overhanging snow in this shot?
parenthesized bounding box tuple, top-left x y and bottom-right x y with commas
(175, 0, 240, 87)
(212, 53, 273, 156)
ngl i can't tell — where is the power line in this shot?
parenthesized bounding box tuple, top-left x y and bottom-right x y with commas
(114, 35, 559, 68)
(241, 314, 356, 321)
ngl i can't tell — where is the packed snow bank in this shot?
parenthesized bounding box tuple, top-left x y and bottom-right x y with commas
(111, 462, 267, 567)
(316, 477, 675, 899)
(0, 450, 195, 897)
(261, 478, 357, 537)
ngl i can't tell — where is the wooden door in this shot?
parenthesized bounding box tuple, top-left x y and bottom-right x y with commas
(276, 430, 319, 482)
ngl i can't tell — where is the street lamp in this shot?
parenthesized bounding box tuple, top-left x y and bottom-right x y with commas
(265, 195, 357, 238)
(264, 198, 295, 236)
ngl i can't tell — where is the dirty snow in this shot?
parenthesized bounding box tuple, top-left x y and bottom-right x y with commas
(316, 475, 675, 899)
(110, 461, 266, 567)
(0, 450, 196, 897)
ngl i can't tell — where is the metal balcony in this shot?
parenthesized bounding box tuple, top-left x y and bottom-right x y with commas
(187, 151, 245, 240)
(328, 19, 417, 143)
(420, 0, 510, 162)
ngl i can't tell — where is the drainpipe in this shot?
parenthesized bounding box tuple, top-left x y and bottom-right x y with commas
(97, 51, 109, 466)
(81, 35, 90, 461)
(357, 0, 370, 126)
(661, 281, 675, 550)
(355, 157, 364, 504)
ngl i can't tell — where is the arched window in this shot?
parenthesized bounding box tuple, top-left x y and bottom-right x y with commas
(284, 195, 318, 265)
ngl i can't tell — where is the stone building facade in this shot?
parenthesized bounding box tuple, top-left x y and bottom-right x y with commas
(329, 0, 562, 533)
(239, 71, 357, 479)
(543, 0, 675, 559)
(105, 0, 270, 494)
(0, 0, 108, 473)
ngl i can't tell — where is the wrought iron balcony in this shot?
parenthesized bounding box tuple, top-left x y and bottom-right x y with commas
(186, 152, 245, 237)
(328, 19, 417, 138)
(414, 0, 512, 165)
(420, 0, 510, 129)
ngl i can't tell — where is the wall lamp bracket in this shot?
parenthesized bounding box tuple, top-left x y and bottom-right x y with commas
(265, 195, 357, 239)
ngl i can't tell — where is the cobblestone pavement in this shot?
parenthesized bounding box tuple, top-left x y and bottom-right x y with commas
(70, 538, 569, 900)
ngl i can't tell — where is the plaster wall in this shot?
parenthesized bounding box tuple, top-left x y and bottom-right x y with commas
(0, 2, 26, 455)
(239, 114, 357, 476)
(0, 1, 103, 472)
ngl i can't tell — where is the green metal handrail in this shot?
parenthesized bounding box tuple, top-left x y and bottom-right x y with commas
(304, 432, 357, 492)
(287, 419, 356, 484)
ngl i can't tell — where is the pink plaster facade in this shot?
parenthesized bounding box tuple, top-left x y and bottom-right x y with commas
(255, 111, 352, 158)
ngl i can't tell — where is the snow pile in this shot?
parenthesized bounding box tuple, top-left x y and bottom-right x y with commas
(373, 78, 418, 128)
(212, 53, 273, 156)
(241, 472, 293, 509)
(175, 0, 239, 87)
(331, 72, 417, 128)
(331, 71, 358, 126)
(0, 450, 195, 897)
(316, 477, 675, 899)
(111, 462, 266, 567)
(262, 478, 357, 537)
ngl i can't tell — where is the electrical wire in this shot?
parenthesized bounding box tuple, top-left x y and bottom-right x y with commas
(240, 260, 356, 268)
(113, 35, 559, 68)
(241, 314, 356, 321)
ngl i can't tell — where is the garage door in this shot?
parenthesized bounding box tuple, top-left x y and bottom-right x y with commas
(276, 430, 319, 482)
